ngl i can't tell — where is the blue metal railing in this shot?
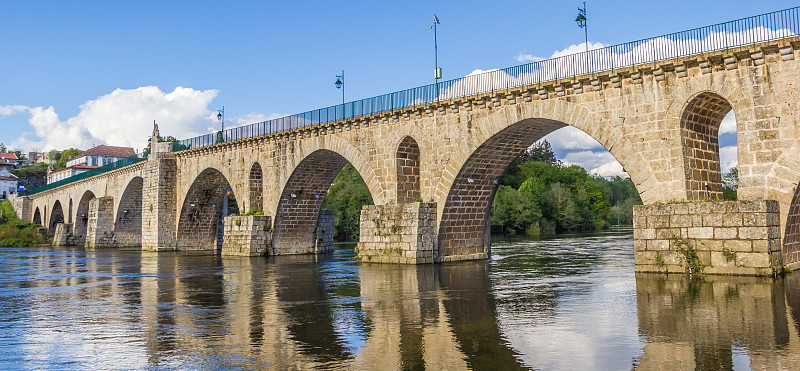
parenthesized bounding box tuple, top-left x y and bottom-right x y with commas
(24, 6, 800, 196)
(177, 6, 799, 149)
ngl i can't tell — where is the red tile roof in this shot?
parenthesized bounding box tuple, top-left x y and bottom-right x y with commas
(0, 153, 18, 160)
(72, 165, 99, 170)
(0, 160, 14, 167)
(0, 175, 18, 181)
(77, 145, 135, 159)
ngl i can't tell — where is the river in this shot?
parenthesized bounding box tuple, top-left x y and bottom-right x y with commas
(1, 228, 799, 370)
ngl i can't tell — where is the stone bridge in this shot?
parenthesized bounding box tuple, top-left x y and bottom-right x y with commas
(11, 35, 800, 275)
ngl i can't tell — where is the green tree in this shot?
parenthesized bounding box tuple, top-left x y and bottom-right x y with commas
(322, 164, 374, 241)
(723, 167, 738, 201)
(53, 148, 83, 168)
(491, 185, 542, 235)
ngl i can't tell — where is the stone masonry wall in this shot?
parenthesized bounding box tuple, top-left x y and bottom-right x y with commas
(9, 195, 31, 225)
(141, 155, 177, 251)
(222, 215, 272, 256)
(358, 203, 437, 264)
(86, 197, 115, 248)
(52, 223, 73, 247)
(634, 200, 781, 276)
(315, 210, 334, 254)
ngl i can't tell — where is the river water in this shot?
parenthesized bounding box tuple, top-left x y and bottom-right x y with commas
(1, 228, 799, 370)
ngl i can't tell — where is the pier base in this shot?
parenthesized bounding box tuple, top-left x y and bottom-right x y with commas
(634, 200, 781, 276)
(357, 203, 437, 264)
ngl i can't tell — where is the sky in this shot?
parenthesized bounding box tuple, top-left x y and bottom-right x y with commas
(0, 0, 790, 177)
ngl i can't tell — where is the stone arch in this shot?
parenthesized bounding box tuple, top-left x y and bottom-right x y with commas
(114, 176, 143, 247)
(437, 118, 567, 258)
(270, 135, 386, 214)
(784, 185, 800, 268)
(395, 136, 421, 203)
(679, 91, 734, 200)
(273, 149, 374, 254)
(32, 207, 41, 225)
(249, 162, 264, 213)
(176, 167, 235, 250)
(73, 190, 96, 246)
(68, 198, 73, 224)
(764, 144, 800, 269)
(49, 200, 65, 234)
(433, 100, 650, 259)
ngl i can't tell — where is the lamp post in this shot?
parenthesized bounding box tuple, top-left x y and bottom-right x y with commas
(430, 15, 441, 100)
(575, 2, 590, 74)
(335, 70, 344, 119)
(217, 106, 224, 143)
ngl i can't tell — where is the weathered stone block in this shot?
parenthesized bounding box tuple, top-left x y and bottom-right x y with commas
(713, 227, 737, 240)
(52, 223, 74, 247)
(687, 227, 713, 239)
(222, 215, 272, 256)
(738, 227, 768, 240)
(357, 202, 437, 264)
(736, 252, 771, 268)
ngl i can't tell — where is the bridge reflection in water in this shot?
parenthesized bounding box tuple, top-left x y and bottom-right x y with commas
(4, 242, 800, 369)
(134, 249, 525, 369)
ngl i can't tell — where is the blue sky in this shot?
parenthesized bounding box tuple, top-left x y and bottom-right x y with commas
(0, 0, 790, 175)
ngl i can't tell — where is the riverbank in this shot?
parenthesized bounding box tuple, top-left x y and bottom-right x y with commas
(0, 200, 51, 247)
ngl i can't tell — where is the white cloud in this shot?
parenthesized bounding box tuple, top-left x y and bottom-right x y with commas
(11, 86, 220, 151)
(550, 41, 607, 58)
(719, 110, 736, 134)
(720, 145, 738, 174)
(516, 54, 544, 63)
(590, 160, 627, 178)
(0, 105, 28, 116)
(544, 126, 604, 152)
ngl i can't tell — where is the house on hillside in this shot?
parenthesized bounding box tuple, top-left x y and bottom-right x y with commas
(0, 161, 18, 199)
(46, 164, 98, 184)
(0, 152, 20, 168)
(46, 145, 136, 184)
(27, 151, 52, 165)
(66, 145, 136, 168)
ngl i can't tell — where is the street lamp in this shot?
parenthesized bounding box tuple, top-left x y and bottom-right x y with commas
(217, 106, 224, 142)
(575, 2, 590, 74)
(335, 70, 344, 119)
(430, 15, 441, 99)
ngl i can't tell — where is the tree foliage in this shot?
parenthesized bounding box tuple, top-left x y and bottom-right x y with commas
(317, 141, 641, 241)
(48, 148, 83, 169)
(723, 167, 738, 201)
(491, 144, 641, 236)
(322, 164, 374, 241)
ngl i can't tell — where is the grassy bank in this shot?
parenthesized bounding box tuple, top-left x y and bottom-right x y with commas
(0, 200, 52, 247)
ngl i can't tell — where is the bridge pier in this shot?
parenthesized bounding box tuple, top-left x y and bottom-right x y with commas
(634, 200, 782, 275)
(357, 203, 437, 264)
(221, 215, 272, 256)
(141, 154, 178, 251)
(85, 196, 115, 248)
(52, 223, 73, 247)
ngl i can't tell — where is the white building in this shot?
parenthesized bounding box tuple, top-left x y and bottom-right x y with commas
(66, 145, 136, 168)
(46, 145, 136, 184)
(46, 164, 97, 184)
(0, 152, 20, 168)
(0, 163, 18, 199)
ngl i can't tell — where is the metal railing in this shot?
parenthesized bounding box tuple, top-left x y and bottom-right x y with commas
(178, 6, 799, 149)
(24, 6, 800, 196)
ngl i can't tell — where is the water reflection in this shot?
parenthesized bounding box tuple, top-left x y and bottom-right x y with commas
(2, 233, 800, 369)
(636, 274, 800, 370)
